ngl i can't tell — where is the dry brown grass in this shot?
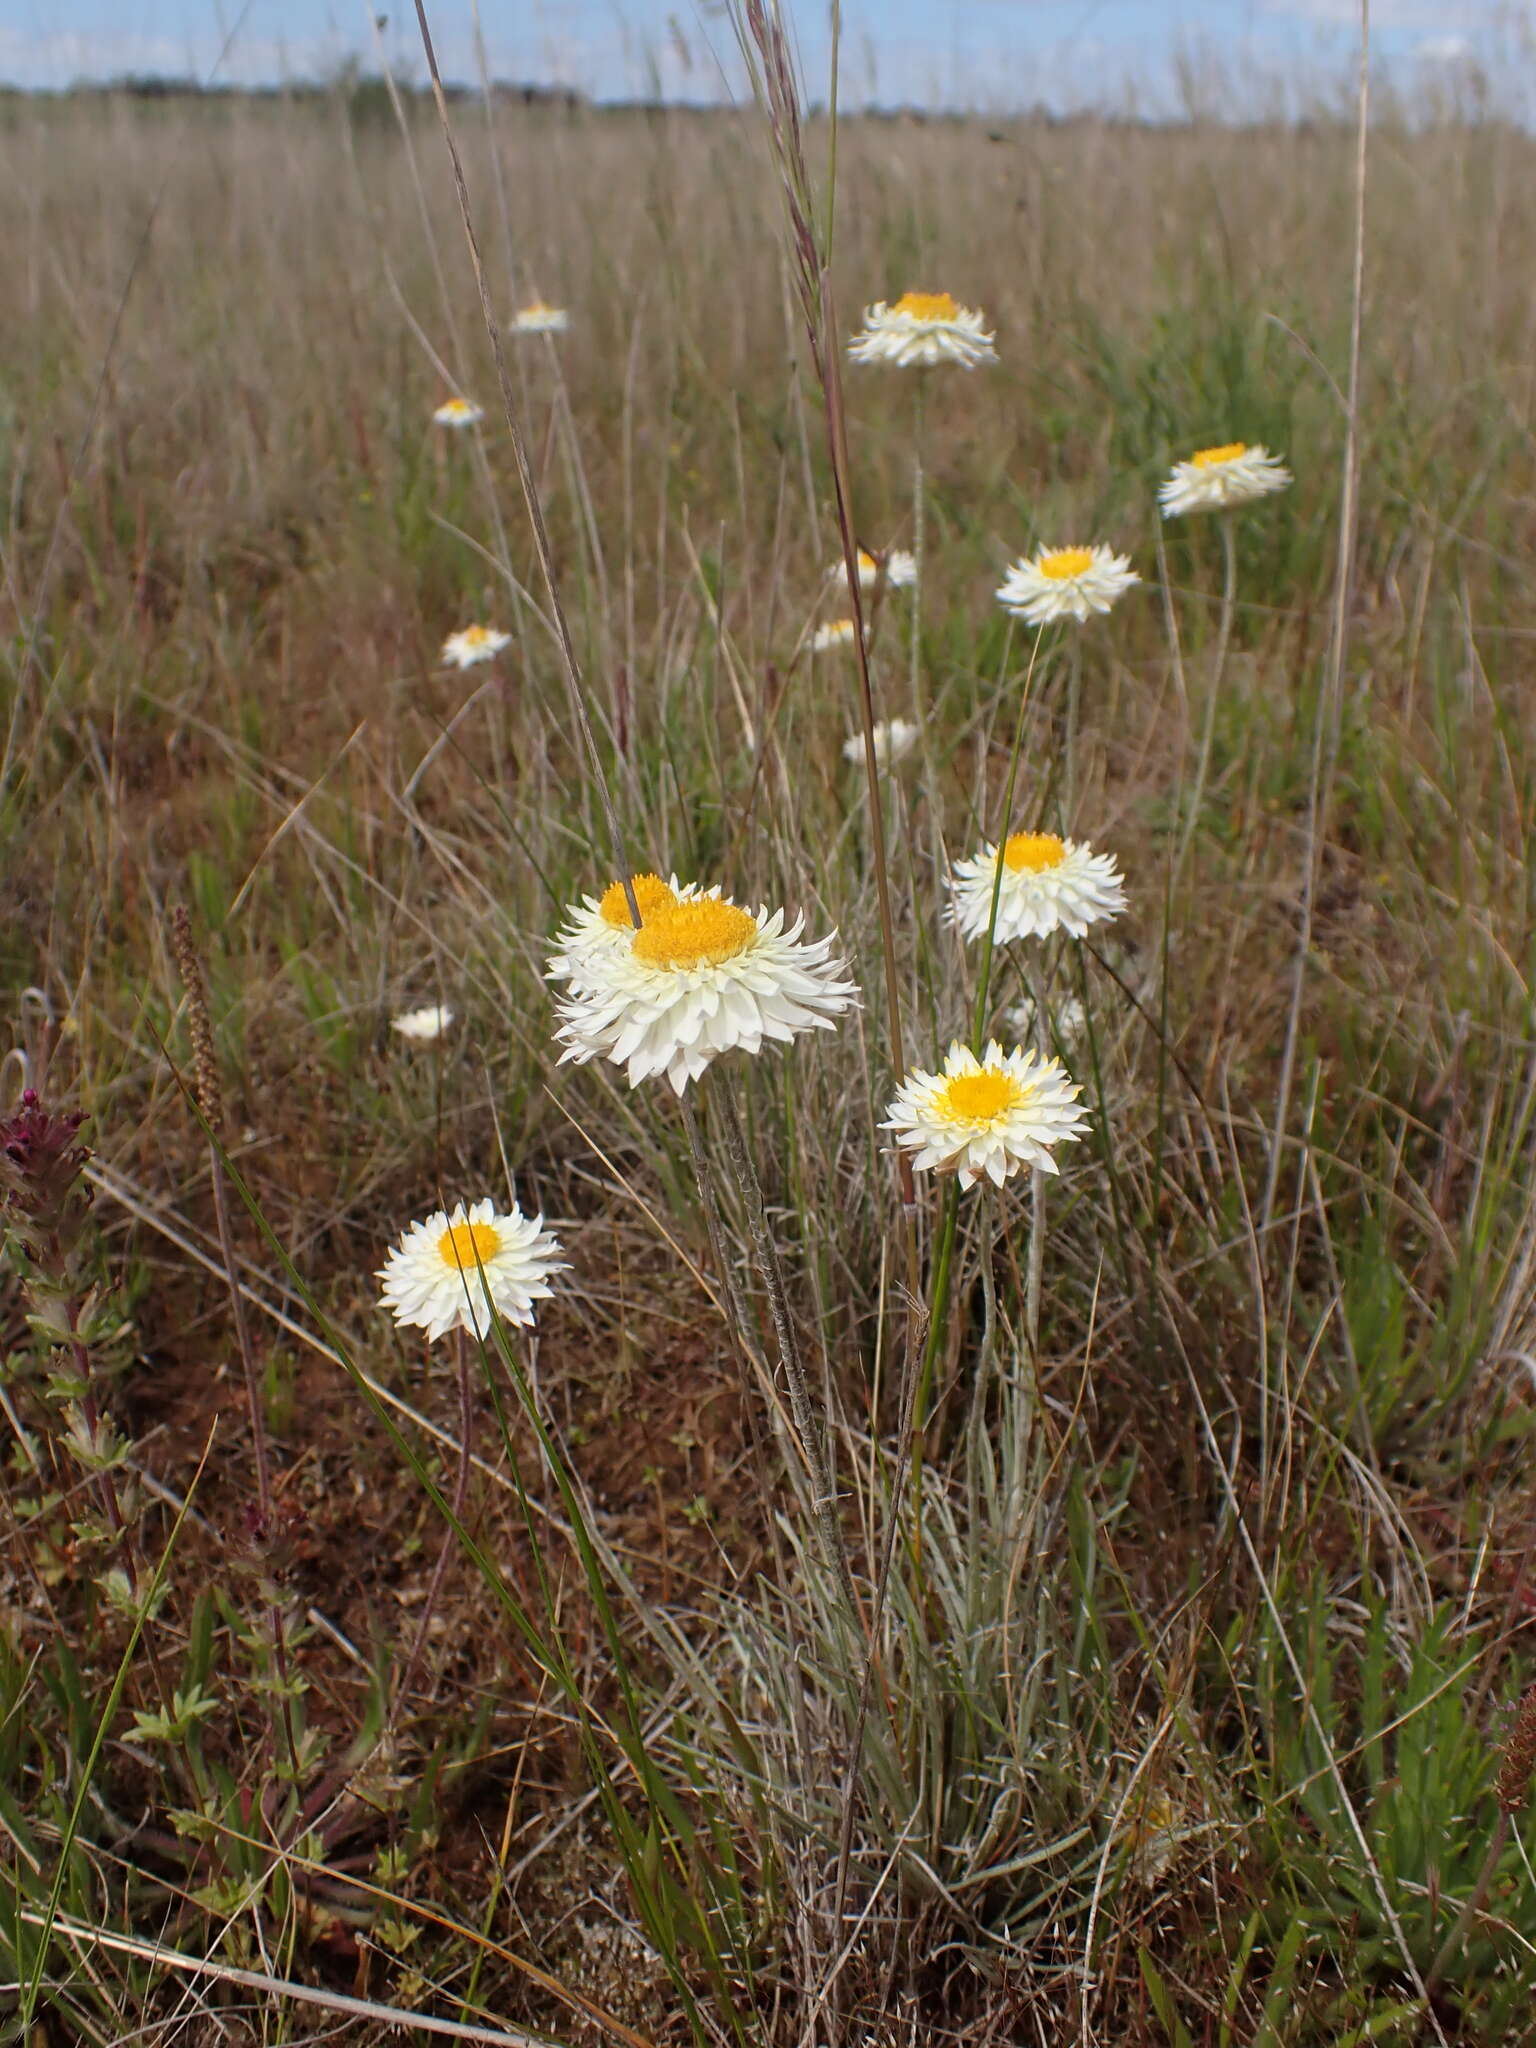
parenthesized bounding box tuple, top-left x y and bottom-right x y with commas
(3, 75, 1536, 2047)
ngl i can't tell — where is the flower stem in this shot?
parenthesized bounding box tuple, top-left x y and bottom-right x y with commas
(909, 372, 927, 731)
(1026, 966, 1050, 1358)
(395, 1325, 476, 1714)
(714, 1075, 859, 1627)
(1176, 508, 1237, 881)
(1064, 630, 1082, 817)
(970, 621, 1048, 1051)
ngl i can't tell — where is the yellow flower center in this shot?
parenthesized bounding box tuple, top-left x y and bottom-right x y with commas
(936, 1069, 1023, 1124)
(1003, 832, 1067, 873)
(441, 399, 472, 415)
(1192, 442, 1247, 467)
(461, 626, 494, 646)
(857, 550, 877, 572)
(438, 1221, 503, 1271)
(599, 873, 678, 928)
(893, 291, 958, 321)
(1037, 547, 1095, 581)
(632, 899, 757, 970)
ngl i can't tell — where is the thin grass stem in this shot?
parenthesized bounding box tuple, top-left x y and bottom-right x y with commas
(1175, 508, 1238, 881)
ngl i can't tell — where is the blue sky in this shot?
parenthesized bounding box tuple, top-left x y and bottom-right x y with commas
(0, 1, 1515, 110)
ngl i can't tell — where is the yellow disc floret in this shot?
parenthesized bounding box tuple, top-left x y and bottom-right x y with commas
(438, 1221, 504, 1270)
(599, 873, 678, 929)
(1037, 547, 1095, 581)
(632, 899, 757, 970)
(893, 291, 959, 321)
(1003, 832, 1067, 873)
(1192, 442, 1247, 468)
(937, 1070, 1023, 1125)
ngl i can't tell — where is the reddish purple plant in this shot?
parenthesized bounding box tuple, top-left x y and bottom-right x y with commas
(0, 1087, 91, 1267)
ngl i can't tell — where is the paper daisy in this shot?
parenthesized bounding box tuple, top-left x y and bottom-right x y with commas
(950, 832, 1126, 943)
(848, 292, 996, 370)
(553, 895, 859, 1094)
(432, 397, 484, 429)
(882, 1040, 1088, 1189)
(996, 545, 1140, 626)
(378, 1196, 565, 1342)
(830, 548, 918, 595)
(547, 872, 700, 992)
(391, 1003, 455, 1042)
(512, 301, 570, 334)
(812, 618, 860, 654)
(1159, 441, 1292, 518)
(842, 719, 919, 770)
(441, 625, 511, 669)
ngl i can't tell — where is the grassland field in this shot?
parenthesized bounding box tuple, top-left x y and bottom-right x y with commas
(3, 68, 1536, 2048)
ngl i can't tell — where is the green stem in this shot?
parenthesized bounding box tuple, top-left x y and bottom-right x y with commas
(970, 622, 1049, 1051)
(1025, 961, 1050, 1358)
(714, 1074, 859, 1629)
(910, 373, 927, 730)
(1176, 509, 1237, 881)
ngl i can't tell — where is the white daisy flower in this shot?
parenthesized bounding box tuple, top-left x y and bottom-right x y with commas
(547, 872, 700, 992)
(812, 618, 860, 654)
(996, 545, 1140, 626)
(882, 1040, 1088, 1189)
(441, 625, 511, 669)
(829, 548, 918, 595)
(378, 1196, 566, 1343)
(391, 1003, 455, 1042)
(842, 719, 920, 770)
(512, 301, 570, 334)
(950, 832, 1126, 943)
(1159, 442, 1291, 518)
(848, 292, 996, 370)
(552, 895, 859, 1095)
(432, 397, 484, 429)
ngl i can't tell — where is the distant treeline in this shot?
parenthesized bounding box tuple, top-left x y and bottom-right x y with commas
(0, 76, 1443, 134)
(0, 75, 1076, 125)
(0, 74, 589, 113)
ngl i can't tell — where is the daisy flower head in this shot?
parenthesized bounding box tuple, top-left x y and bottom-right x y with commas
(432, 397, 484, 429)
(882, 1040, 1088, 1189)
(512, 300, 570, 334)
(950, 832, 1126, 943)
(553, 894, 859, 1095)
(842, 719, 920, 771)
(391, 1003, 455, 1042)
(848, 292, 996, 370)
(1159, 441, 1292, 518)
(547, 872, 698, 992)
(996, 545, 1140, 627)
(441, 625, 511, 669)
(830, 548, 918, 595)
(378, 1196, 565, 1343)
(812, 618, 860, 654)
